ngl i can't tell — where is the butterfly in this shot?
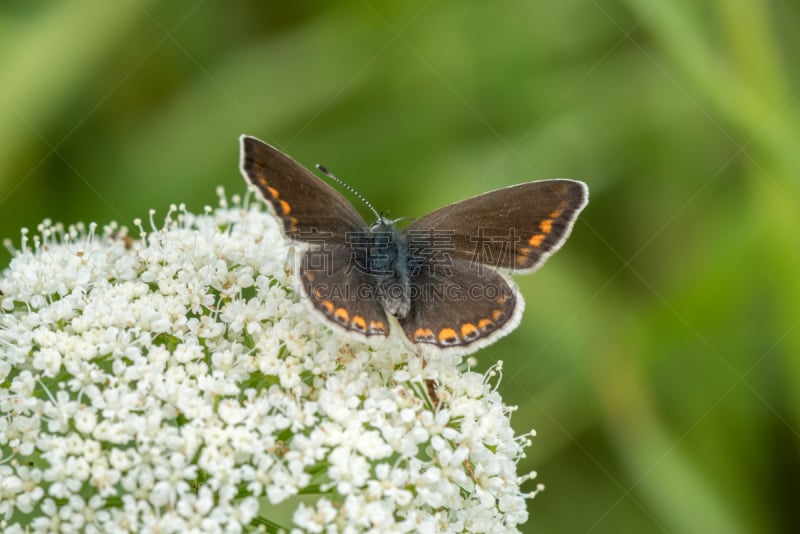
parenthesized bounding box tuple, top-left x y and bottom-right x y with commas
(240, 135, 588, 354)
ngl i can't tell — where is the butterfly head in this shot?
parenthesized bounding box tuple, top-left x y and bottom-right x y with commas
(370, 214, 414, 233)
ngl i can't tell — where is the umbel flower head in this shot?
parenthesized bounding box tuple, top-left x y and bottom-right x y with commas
(0, 190, 542, 533)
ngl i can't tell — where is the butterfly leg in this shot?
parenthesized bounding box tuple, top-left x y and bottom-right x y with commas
(425, 378, 439, 409)
(418, 350, 440, 408)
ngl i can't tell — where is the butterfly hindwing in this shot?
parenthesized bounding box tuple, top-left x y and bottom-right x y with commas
(398, 258, 520, 349)
(300, 245, 390, 338)
(240, 135, 367, 244)
(402, 180, 588, 274)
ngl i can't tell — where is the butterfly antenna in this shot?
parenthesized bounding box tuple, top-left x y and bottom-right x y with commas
(316, 164, 381, 221)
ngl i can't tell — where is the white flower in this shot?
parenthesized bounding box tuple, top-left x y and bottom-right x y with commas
(0, 191, 539, 532)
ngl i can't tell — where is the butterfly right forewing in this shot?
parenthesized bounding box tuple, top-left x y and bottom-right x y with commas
(403, 180, 587, 274)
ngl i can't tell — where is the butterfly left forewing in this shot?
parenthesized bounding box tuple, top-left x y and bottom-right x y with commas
(402, 180, 587, 274)
(240, 135, 367, 244)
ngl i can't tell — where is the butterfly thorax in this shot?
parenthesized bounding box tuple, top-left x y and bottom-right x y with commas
(350, 221, 411, 319)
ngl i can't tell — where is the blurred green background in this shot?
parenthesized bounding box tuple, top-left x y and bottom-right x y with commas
(2, 1, 799, 532)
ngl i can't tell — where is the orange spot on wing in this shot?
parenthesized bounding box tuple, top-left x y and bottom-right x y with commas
(539, 219, 553, 234)
(267, 186, 279, 198)
(438, 328, 458, 344)
(320, 300, 334, 314)
(279, 200, 291, 215)
(334, 308, 349, 324)
(492, 309, 503, 321)
(516, 249, 530, 266)
(478, 318, 494, 331)
(548, 209, 562, 219)
(352, 315, 367, 332)
(529, 234, 545, 248)
(461, 323, 478, 339)
(258, 176, 269, 187)
(369, 320, 386, 334)
(304, 271, 315, 282)
(414, 328, 434, 341)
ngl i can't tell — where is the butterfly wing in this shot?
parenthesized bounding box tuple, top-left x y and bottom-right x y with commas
(402, 180, 587, 273)
(300, 245, 390, 337)
(240, 135, 367, 243)
(399, 258, 521, 349)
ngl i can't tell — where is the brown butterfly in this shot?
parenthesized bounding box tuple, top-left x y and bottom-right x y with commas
(240, 135, 588, 353)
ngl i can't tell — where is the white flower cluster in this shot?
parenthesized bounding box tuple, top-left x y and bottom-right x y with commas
(0, 191, 541, 533)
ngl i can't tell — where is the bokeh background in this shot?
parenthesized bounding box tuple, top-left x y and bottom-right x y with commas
(2, 1, 799, 532)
